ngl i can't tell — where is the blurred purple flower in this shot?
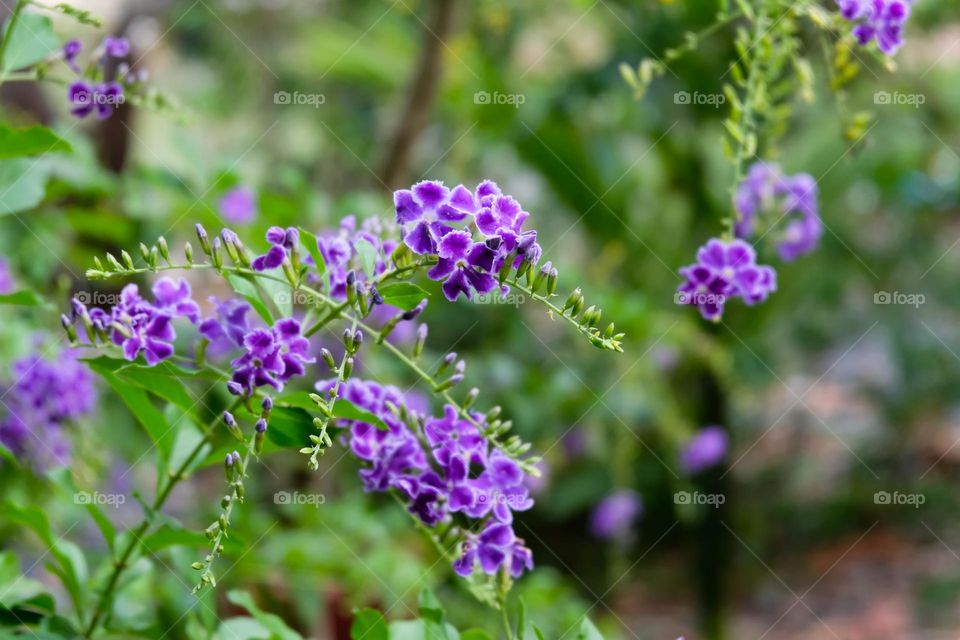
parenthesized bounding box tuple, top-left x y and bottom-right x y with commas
(219, 186, 257, 225)
(63, 40, 82, 72)
(0, 258, 14, 294)
(679, 426, 729, 474)
(0, 349, 96, 470)
(590, 490, 642, 542)
(677, 238, 776, 321)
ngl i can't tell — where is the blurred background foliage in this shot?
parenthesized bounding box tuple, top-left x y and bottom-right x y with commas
(2, 0, 960, 637)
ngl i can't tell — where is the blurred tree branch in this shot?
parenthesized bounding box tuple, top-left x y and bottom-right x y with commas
(379, 0, 455, 189)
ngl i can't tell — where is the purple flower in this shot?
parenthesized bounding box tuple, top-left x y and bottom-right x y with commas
(199, 297, 251, 356)
(590, 490, 642, 542)
(63, 40, 82, 72)
(0, 258, 14, 294)
(230, 319, 314, 395)
(454, 521, 534, 579)
(394, 181, 471, 255)
(333, 378, 538, 579)
(0, 349, 96, 470)
(102, 36, 130, 58)
(427, 231, 499, 301)
(677, 238, 777, 320)
(151, 278, 200, 323)
(251, 226, 298, 272)
(68, 81, 123, 120)
(679, 425, 729, 474)
(735, 162, 822, 262)
(219, 186, 257, 225)
(837, 0, 912, 55)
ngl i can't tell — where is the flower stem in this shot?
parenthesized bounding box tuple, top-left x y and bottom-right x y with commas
(83, 399, 241, 637)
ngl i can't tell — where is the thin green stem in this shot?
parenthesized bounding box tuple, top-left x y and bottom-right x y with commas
(83, 399, 241, 637)
(0, 0, 28, 77)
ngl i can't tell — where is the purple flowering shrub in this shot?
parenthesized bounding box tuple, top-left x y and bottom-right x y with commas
(59, 178, 621, 621)
(620, 1, 915, 323)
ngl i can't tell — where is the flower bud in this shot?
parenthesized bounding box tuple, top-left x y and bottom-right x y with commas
(546, 267, 558, 296)
(413, 323, 427, 358)
(343, 328, 355, 352)
(342, 356, 354, 379)
(196, 224, 211, 255)
(320, 348, 336, 370)
(223, 411, 242, 439)
(121, 250, 135, 270)
(106, 252, 124, 272)
(345, 271, 357, 306)
(563, 288, 583, 314)
(221, 229, 240, 263)
(463, 387, 479, 409)
(370, 286, 385, 306)
(60, 314, 77, 342)
(139, 242, 151, 264)
(436, 351, 457, 377)
(261, 395, 273, 416)
(436, 374, 464, 392)
(401, 299, 428, 321)
(184, 241, 194, 264)
(157, 236, 170, 262)
(255, 418, 267, 433)
(211, 237, 223, 268)
(227, 381, 244, 396)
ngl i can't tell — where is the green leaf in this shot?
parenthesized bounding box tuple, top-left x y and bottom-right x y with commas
(530, 625, 546, 640)
(226, 591, 303, 640)
(0, 158, 52, 214)
(85, 360, 176, 461)
(226, 273, 274, 324)
(461, 631, 493, 640)
(0, 289, 47, 306)
(355, 237, 378, 278)
(576, 618, 605, 640)
(378, 282, 429, 312)
(46, 467, 116, 553)
(0, 125, 71, 158)
(298, 228, 326, 276)
(333, 398, 389, 431)
(419, 589, 450, 640)
(350, 609, 388, 640)
(2, 12, 60, 72)
(260, 406, 314, 448)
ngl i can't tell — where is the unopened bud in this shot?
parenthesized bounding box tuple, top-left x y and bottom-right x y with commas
(196, 224, 211, 255)
(413, 323, 428, 358)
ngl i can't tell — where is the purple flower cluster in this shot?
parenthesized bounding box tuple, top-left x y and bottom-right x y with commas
(315, 216, 399, 301)
(70, 278, 199, 365)
(327, 378, 535, 579)
(394, 180, 543, 301)
(677, 239, 777, 321)
(735, 162, 822, 262)
(227, 319, 315, 396)
(836, 0, 913, 55)
(679, 425, 729, 474)
(62, 36, 134, 121)
(0, 350, 96, 469)
(590, 490, 643, 542)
